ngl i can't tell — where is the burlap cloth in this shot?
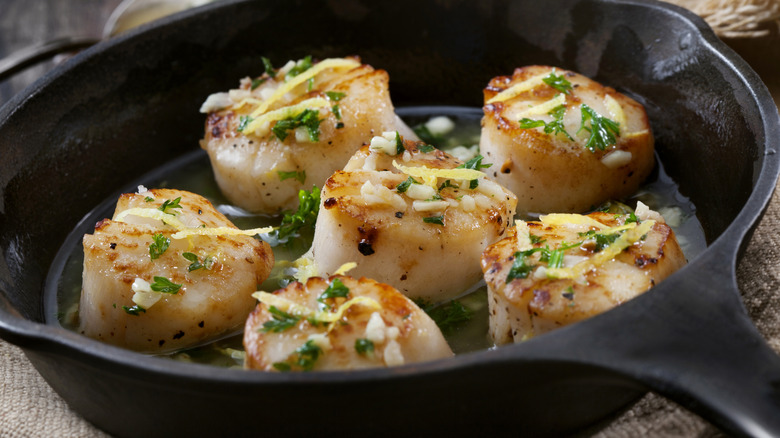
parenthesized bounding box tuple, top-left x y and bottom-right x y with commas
(2, 2, 780, 436)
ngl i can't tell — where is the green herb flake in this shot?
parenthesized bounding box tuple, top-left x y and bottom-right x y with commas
(278, 170, 306, 184)
(457, 154, 492, 171)
(529, 234, 545, 245)
(546, 248, 565, 269)
(438, 180, 458, 191)
(394, 131, 405, 155)
(237, 115, 254, 133)
(251, 77, 267, 90)
(412, 124, 444, 148)
(261, 56, 276, 78)
(317, 278, 350, 308)
(395, 176, 417, 193)
(355, 338, 375, 355)
(331, 104, 342, 120)
(158, 197, 183, 214)
(418, 144, 436, 153)
(423, 215, 445, 226)
(144, 196, 154, 202)
(271, 186, 321, 243)
(625, 212, 639, 224)
(261, 306, 301, 333)
(578, 104, 620, 152)
(149, 233, 170, 260)
(542, 70, 573, 95)
(150, 276, 182, 294)
(271, 109, 322, 142)
(123, 305, 146, 316)
(518, 104, 573, 140)
(418, 300, 473, 335)
(272, 362, 291, 372)
(288, 55, 313, 77)
(182, 252, 214, 272)
(325, 91, 346, 101)
(562, 286, 575, 301)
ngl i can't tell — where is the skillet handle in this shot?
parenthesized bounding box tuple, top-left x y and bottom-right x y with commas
(539, 247, 780, 437)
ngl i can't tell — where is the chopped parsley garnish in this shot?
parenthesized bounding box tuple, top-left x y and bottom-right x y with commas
(237, 115, 253, 132)
(542, 70, 573, 94)
(578, 104, 620, 152)
(273, 340, 322, 372)
(355, 338, 375, 355)
(251, 77, 267, 90)
(325, 91, 346, 101)
(261, 56, 275, 78)
(506, 249, 539, 282)
(144, 196, 154, 202)
(278, 170, 306, 184)
(182, 252, 214, 272)
(158, 197, 183, 214)
(456, 154, 491, 190)
(518, 104, 573, 140)
(423, 215, 445, 225)
(394, 131, 405, 155)
(331, 104, 342, 120)
(457, 154, 492, 171)
(412, 124, 444, 148)
(579, 230, 621, 252)
(625, 212, 639, 224)
(438, 180, 458, 191)
(150, 276, 181, 294)
(529, 234, 545, 245)
(272, 109, 322, 142)
(544, 248, 565, 269)
(415, 299, 473, 335)
(122, 305, 146, 316)
(261, 306, 301, 333)
(271, 186, 321, 243)
(149, 233, 170, 260)
(418, 144, 436, 153)
(395, 176, 418, 193)
(288, 55, 313, 77)
(317, 278, 350, 308)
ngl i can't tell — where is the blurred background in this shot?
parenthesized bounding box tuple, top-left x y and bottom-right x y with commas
(1, 0, 778, 107)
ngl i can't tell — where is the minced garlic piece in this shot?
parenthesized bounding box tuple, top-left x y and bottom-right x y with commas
(404, 183, 436, 200)
(361, 181, 406, 210)
(412, 200, 449, 212)
(365, 312, 386, 343)
(383, 340, 405, 366)
(600, 150, 632, 169)
(131, 278, 163, 309)
(460, 194, 476, 212)
(369, 132, 400, 156)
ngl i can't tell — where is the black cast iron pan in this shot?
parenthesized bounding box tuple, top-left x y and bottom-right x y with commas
(1, 0, 780, 436)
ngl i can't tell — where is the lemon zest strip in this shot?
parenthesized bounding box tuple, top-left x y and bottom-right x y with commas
(250, 58, 360, 117)
(392, 160, 485, 188)
(114, 208, 187, 230)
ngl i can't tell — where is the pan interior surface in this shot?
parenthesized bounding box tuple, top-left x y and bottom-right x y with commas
(0, 0, 776, 436)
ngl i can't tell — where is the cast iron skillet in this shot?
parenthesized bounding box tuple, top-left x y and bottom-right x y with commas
(1, 0, 780, 436)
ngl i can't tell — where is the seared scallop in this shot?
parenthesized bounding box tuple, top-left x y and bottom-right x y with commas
(480, 65, 654, 214)
(200, 56, 406, 214)
(481, 203, 685, 344)
(244, 275, 453, 371)
(310, 134, 517, 302)
(79, 188, 274, 353)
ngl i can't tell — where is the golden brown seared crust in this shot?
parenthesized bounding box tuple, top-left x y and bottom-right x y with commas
(243, 275, 452, 371)
(480, 65, 655, 214)
(481, 211, 686, 344)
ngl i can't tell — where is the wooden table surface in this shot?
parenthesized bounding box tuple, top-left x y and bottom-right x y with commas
(1, 1, 778, 437)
